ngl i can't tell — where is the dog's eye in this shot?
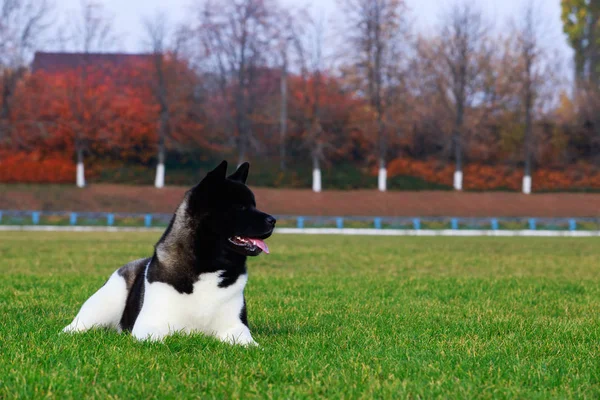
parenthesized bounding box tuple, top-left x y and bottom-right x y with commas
(234, 205, 247, 211)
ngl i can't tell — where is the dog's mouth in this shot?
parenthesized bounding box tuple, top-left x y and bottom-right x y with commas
(227, 236, 270, 256)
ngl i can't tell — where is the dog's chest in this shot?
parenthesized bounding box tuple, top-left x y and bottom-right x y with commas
(189, 271, 247, 311)
(139, 270, 248, 333)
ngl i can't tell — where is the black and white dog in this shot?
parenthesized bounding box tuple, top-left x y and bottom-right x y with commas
(63, 161, 275, 345)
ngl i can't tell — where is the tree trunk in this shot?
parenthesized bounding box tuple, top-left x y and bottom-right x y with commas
(453, 137, 463, 191)
(237, 134, 247, 167)
(235, 88, 248, 166)
(155, 109, 168, 188)
(588, 9, 599, 86)
(376, 105, 387, 191)
(522, 175, 532, 195)
(523, 88, 533, 195)
(236, 36, 248, 166)
(522, 135, 532, 195)
(312, 153, 321, 193)
(155, 143, 165, 189)
(280, 51, 288, 171)
(378, 157, 387, 192)
(1, 71, 13, 120)
(76, 146, 85, 188)
(453, 97, 464, 191)
(374, 7, 387, 193)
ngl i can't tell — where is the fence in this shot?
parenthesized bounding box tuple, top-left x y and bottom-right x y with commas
(0, 210, 599, 233)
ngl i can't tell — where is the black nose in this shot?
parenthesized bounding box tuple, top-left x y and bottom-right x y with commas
(266, 216, 276, 226)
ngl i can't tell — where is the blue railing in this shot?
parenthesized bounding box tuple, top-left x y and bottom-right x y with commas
(0, 210, 598, 231)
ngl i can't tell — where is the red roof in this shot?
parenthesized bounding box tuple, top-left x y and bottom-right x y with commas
(32, 52, 154, 74)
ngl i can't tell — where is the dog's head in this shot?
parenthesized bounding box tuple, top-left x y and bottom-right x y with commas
(187, 160, 276, 256)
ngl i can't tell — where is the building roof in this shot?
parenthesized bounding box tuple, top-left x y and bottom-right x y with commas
(31, 52, 154, 74)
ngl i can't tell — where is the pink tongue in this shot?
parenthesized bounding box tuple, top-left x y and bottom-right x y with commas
(248, 238, 269, 254)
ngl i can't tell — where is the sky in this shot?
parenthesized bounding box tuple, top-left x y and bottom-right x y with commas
(56, 0, 573, 72)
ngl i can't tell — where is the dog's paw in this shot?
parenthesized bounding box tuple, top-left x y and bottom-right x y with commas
(221, 336, 257, 347)
(132, 330, 166, 342)
(217, 326, 257, 346)
(62, 325, 77, 334)
(62, 320, 88, 333)
(131, 325, 172, 342)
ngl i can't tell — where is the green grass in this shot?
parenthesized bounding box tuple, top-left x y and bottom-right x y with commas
(1, 233, 600, 399)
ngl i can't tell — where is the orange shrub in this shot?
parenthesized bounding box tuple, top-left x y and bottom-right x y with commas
(384, 158, 600, 191)
(0, 153, 76, 183)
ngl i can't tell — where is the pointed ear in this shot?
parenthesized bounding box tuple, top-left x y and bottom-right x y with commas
(188, 160, 228, 210)
(228, 162, 249, 184)
(206, 160, 228, 181)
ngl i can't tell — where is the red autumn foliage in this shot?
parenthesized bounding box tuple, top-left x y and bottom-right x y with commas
(2, 54, 208, 174)
(0, 51, 598, 190)
(0, 152, 76, 183)
(287, 73, 369, 163)
(385, 158, 600, 191)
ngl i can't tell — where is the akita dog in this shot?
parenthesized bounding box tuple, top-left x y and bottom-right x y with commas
(63, 161, 275, 345)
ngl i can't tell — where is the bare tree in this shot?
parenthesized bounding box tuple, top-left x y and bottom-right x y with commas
(279, 43, 288, 171)
(512, 2, 551, 194)
(436, 2, 490, 191)
(292, 14, 327, 192)
(195, 0, 280, 165)
(276, 10, 299, 172)
(143, 12, 172, 188)
(338, 0, 409, 191)
(0, 0, 53, 149)
(61, 0, 117, 187)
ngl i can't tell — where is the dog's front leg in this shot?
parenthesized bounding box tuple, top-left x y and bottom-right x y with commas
(211, 298, 258, 346)
(130, 281, 186, 341)
(131, 321, 174, 341)
(216, 324, 257, 346)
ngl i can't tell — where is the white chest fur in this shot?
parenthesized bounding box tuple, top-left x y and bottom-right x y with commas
(131, 270, 255, 345)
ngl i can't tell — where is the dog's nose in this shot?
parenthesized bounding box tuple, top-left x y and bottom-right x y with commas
(266, 216, 276, 226)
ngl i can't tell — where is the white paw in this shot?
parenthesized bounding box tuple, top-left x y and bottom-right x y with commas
(62, 320, 87, 333)
(131, 324, 173, 341)
(217, 327, 256, 346)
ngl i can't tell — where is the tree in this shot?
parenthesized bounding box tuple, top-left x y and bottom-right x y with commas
(279, 41, 288, 171)
(272, 8, 299, 172)
(61, 0, 117, 187)
(338, 0, 409, 191)
(195, 0, 280, 165)
(143, 12, 174, 188)
(32, 62, 126, 175)
(561, 0, 600, 86)
(512, 2, 555, 194)
(434, 2, 490, 190)
(0, 0, 53, 155)
(143, 12, 209, 188)
(291, 14, 328, 192)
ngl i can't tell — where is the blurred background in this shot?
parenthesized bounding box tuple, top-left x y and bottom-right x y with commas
(0, 0, 598, 197)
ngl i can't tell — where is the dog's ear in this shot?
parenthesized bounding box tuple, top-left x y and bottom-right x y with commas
(188, 161, 228, 208)
(193, 160, 227, 190)
(228, 162, 249, 184)
(205, 160, 228, 181)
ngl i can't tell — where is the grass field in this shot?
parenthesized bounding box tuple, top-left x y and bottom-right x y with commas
(1, 232, 599, 398)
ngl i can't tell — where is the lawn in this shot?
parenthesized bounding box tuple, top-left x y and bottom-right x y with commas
(1, 232, 599, 399)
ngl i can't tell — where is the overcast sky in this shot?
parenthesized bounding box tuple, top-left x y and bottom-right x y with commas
(55, 0, 573, 71)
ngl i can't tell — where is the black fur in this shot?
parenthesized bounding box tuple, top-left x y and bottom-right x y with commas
(118, 161, 275, 331)
(119, 263, 147, 331)
(117, 258, 150, 290)
(240, 299, 248, 327)
(117, 258, 150, 332)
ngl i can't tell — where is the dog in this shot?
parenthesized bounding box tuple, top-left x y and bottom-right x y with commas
(63, 161, 275, 345)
